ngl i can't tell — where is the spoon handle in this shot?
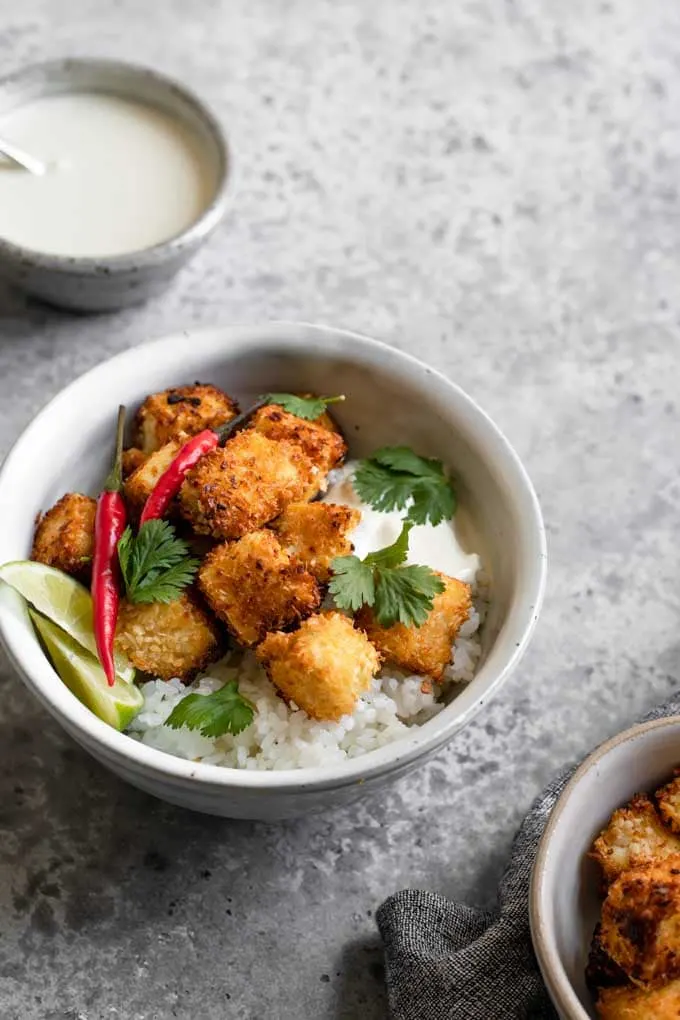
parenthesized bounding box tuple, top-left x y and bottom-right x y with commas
(0, 136, 46, 175)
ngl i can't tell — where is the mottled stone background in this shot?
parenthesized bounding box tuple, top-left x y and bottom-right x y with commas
(1, 1, 679, 1017)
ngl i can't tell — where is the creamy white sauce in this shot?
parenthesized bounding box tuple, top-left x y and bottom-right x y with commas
(0, 92, 218, 257)
(323, 461, 481, 583)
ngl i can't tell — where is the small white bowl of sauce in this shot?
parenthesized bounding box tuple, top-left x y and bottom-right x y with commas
(0, 59, 229, 311)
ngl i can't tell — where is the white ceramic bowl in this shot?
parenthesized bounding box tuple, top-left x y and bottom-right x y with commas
(530, 716, 680, 1019)
(0, 323, 546, 819)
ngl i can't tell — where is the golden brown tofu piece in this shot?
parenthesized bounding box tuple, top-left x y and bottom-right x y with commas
(133, 384, 239, 454)
(656, 776, 680, 835)
(123, 434, 188, 516)
(356, 574, 471, 681)
(198, 530, 321, 646)
(600, 856, 680, 985)
(115, 593, 222, 681)
(179, 430, 317, 539)
(271, 502, 360, 583)
(122, 447, 148, 479)
(257, 611, 381, 721)
(590, 794, 680, 885)
(586, 924, 628, 995)
(249, 405, 346, 497)
(598, 979, 680, 1020)
(31, 493, 96, 582)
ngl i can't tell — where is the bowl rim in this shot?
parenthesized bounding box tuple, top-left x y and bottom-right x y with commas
(529, 714, 680, 1020)
(0, 321, 547, 790)
(0, 57, 230, 270)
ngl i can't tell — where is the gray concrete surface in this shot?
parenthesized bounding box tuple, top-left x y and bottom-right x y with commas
(1, 1, 680, 1017)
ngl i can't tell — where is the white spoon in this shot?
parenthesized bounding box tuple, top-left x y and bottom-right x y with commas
(0, 136, 46, 175)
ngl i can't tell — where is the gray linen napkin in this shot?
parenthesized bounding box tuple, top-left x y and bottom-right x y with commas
(376, 695, 680, 1020)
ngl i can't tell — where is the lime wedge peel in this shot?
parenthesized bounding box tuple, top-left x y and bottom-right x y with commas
(0, 560, 135, 684)
(29, 609, 143, 731)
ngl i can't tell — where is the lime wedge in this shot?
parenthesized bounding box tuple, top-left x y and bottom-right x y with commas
(29, 609, 143, 730)
(0, 560, 134, 683)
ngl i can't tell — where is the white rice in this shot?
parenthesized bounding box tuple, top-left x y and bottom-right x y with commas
(127, 576, 488, 771)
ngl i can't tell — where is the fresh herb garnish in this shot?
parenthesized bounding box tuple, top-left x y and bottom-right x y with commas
(329, 522, 445, 628)
(165, 679, 255, 737)
(262, 393, 345, 421)
(117, 520, 199, 605)
(353, 446, 457, 526)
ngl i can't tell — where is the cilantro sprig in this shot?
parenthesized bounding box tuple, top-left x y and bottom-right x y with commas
(262, 393, 345, 421)
(354, 446, 457, 526)
(329, 522, 445, 628)
(165, 679, 255, 737)
(117, 520, 199, 605)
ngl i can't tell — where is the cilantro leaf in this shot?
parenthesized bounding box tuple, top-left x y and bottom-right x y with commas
(117, 520, 199, 605)
(328, 555, 375, 612)
(363, 521, 412, 568)
(262, 393, 345, 420)
(374, 565, 445, 627)
(329, 523, 445, 628)
(353, 446, 457, 526)
(165, 679, 255, 738)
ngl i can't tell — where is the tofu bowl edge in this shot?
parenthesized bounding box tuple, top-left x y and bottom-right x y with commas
(0, 322, 547, 819)
(530, 716, 680, 1020)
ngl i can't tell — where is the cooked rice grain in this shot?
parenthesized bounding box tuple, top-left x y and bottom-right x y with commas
(128, 585, 486, 771)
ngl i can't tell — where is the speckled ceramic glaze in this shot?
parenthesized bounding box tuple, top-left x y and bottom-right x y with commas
(531, 716, 680, 1020)
(0, 59, 229, 311)
(0, 323, 546, 818)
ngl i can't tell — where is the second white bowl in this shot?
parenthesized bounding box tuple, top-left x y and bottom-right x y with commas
(531, 715, 680, 1020)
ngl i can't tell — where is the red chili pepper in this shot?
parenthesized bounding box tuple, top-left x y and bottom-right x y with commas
(139, 398, 266, 525)
(92, 406, 127, 686)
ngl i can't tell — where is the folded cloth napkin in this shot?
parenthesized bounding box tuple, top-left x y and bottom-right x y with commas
(376, 695, 680, 1020)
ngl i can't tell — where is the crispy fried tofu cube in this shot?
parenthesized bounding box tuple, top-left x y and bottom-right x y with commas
(356, 574, 471, 681)
(249, 405, 346, 497)
(600, 855, 680, 985)
(115, 593, 222, 681)
(585, 923, 628, 995)
(31, 493, 96, 582)
(179, 430, 316, 539)
(598, 979, 680, 1020)
(256, 611, 381, 721)
(198, 530, 321, 646)
(122, 447, 148, 479)
(656, 775, 680, 835)
(590, 794, 680, 884)
(134, 384, 239, 454)
(123, 434, 188, 515)
(271, 502, 360, 583)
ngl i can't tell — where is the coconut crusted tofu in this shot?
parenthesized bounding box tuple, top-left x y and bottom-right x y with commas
(356, 574, 471, 681)
(590, 794, 680, 885)
(599, 855, 680, 986)
(124, 434, 190, 516)
(122, 447, 148, 479)
(31, 493, 96, 582)
(270, 502, 360, 583)
(585, 924, 628, 994)
(656, 776, 680, 835)
(257, 611, 381, 721)
(133, 383, 239, 454)
(179, 429, 317, 539)
(198, 530, 321, 646)
(598, 978, 680, 1020)
(115, 593, 223, 681)
(249, 405, 346, 498)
